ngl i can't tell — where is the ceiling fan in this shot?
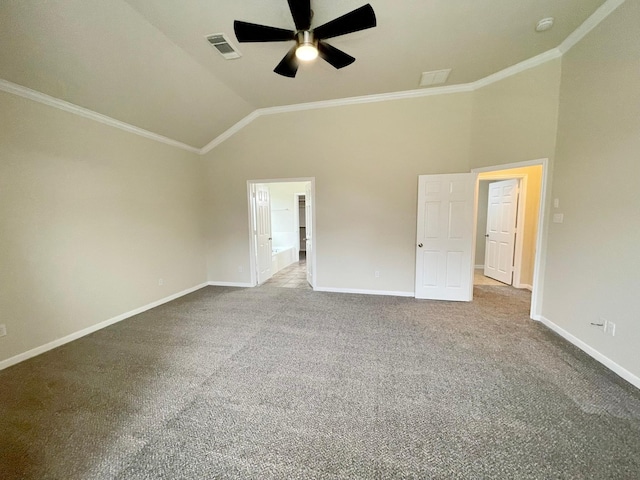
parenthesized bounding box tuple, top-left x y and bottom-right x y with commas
(233, 1, 377, 78)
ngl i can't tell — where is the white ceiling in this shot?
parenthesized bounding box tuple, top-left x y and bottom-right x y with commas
(0, 0, 607, 148)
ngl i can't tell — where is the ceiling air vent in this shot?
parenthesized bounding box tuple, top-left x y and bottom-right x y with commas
(206, 33, 242, 60)
(419, 69, 451, 88)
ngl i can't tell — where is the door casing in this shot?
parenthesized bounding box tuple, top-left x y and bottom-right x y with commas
(246, 178, 316, 288)
(471, 159, 550, 321)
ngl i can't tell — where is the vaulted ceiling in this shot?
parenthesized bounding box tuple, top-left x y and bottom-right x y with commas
(0, 0, 607, 149)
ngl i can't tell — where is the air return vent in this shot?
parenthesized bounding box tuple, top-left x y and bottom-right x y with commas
(206, 33, 242, 60)
(419, 69, 451, 87)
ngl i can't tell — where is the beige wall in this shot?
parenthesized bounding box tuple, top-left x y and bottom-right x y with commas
(203, 60, 562, 294)
(543, 0, 640, 378)
(204, 93, 474, 292)
(0, 91, 207, 364)
(470, 59, 561, 169)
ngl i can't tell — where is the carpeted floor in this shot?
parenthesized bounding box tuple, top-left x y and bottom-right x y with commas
(1, 285, 639, 479)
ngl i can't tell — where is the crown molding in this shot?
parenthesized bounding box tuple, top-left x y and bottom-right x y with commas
(2, 0, 623, 156)
(558, 0, 625, 54)
(201, 48, 561, 154)
(260, 82, 475, 116)
(471, 48, 562, 90)
(199, 110, 261, 155)
(0, 79, 201, 154)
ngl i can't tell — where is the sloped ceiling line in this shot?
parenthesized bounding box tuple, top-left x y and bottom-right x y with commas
(0, 0, 624, 156)
(0, 78, 201, 154)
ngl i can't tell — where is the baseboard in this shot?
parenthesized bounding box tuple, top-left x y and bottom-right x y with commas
(517, 283, 533, 291)
(474, 265, 484, 270)
(314, 286, 414, 298)
(207, 281, 253, 288)
(0, 282, 208, 371)
(538, 316, 640, 390)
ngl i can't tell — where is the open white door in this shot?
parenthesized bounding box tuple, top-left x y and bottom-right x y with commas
(305, 183, 313, 287)
(484, 179, 519, 284)
(415, 173, 475, 301)
(255, 184, 272, 284)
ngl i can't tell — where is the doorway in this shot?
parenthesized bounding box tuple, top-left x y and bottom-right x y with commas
(472, 159, 549, 320)
(247, 178, 316, 289)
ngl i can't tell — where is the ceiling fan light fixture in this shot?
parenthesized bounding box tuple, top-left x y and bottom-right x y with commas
(296, 43, 318, 61)
(295, 31, 318, 61)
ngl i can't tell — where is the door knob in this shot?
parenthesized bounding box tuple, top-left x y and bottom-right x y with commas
(485, 234, 489, 237)
(418, 243, 423, 248)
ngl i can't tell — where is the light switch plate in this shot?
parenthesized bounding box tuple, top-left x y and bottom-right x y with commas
(553, 213, 564, 223)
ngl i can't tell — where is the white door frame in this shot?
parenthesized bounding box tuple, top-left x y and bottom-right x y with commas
(471, 158, 549, 321)
(246, 177, 316, 289)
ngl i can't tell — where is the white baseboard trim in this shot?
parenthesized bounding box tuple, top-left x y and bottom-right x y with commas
(516, 283, 533, 291)
(207, 281, 253, 288)
(474, 265, 485, 270)
(0, 282, 208, 371)
(314, 286, 414, 298)
(538, 316, 640, 390)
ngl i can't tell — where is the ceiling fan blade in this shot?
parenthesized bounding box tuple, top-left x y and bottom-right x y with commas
(313, 4, 376, 40)
(274, 46, 299, 78)
(318, 41, 355, 69)
(234, 20, 295, 42)
(287, 0, 312, 31)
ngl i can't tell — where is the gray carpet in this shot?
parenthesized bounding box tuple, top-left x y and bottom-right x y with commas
(1, 285, 639, 479)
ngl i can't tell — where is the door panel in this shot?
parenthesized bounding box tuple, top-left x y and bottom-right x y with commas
(256, 184, 272, 284)
(484, 179, 518, 284)
(415, 173, 475, 301)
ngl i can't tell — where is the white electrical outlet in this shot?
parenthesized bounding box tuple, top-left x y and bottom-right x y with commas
(0, 324, 6, 337)
(158, 278, 164, 286)
(374, 270, 380, 278)
(238, 266, 243, 273)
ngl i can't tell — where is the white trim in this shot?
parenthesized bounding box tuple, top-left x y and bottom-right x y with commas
(199, 111, 261, 155)
(519, 284, 533, 291)
(538, 316, 640, 390)
(259, 83, 474, 115)
(0, 79, 201, 154)
(474, 265, 485, 270)
(471, 49, 562, 89)
(472, 158, 547, 173)
(207, 281, 252, 288)
(0, 283, 208, 371)
(558, 0, 626, 54)
(314, 287, 414, 298)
